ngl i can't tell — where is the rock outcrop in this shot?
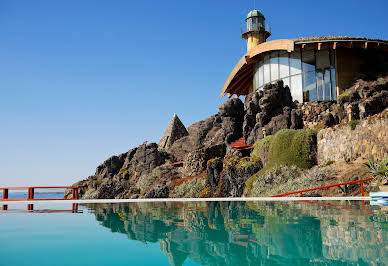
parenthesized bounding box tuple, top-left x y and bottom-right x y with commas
(243, 80, 303, 145)
(67, 75, 388, 200)
(158, 114, 188, 151)
(168, 98, 244, 161)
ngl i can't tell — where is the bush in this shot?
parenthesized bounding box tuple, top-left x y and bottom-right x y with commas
(347, 120, 360, 130)
(337, 89, 353, 103)
(245, 129, 317, 195)
(364, 157, 388, 184)
(324, 160, 335, 167)
(268, 129, 317, 169)
(250, 135, 274, 165)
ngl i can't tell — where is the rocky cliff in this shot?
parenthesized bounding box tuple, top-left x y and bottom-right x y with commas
(66, 76, 388, 199)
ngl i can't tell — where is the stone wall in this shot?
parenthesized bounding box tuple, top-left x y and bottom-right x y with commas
(317, 114, 388, 164)
(298, 101, 339, 129)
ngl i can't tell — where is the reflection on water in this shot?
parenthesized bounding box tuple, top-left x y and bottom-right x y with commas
(85, 201, 387, 266)
(1, 203, 82, 213)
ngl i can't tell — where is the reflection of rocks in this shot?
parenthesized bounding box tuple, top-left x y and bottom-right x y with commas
(87, 201, 387, 265)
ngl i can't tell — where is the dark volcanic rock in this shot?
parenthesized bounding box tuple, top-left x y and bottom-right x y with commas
(215, 157, 261, 197)
(243, 80, 302, 144)
(183, 144, 226, 177)
(96, 152, 128, 179)
(127, 143, 169, 176)
(218, 98, 244, 117)
(206, 158, 223, 191)
(168, 98, 244, 161)
(95, 179, 125, 199)
(358, 90, 388, 119)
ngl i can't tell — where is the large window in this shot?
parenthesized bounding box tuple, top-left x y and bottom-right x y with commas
(254, 47, 337, 103)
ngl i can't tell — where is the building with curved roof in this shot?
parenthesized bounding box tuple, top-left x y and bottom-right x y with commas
(222, 10, 388, 103)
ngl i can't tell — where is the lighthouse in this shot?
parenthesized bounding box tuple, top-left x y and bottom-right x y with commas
(241, 9, 271, 51)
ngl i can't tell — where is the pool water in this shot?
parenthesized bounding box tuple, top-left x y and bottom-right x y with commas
(0, 201, 387, 265)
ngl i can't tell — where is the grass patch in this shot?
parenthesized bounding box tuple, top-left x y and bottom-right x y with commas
(337, 89, 353, 103)
(199, 186, 211, 198)
(251, 135, 274, 161)
(322, 160, 335, 167)
(117, 167, 129, 176)
(347, 120, 360, 130)
(314, 123, 324, 133)
(245, 129, 317, 195)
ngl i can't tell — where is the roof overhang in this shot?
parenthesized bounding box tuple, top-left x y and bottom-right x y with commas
(221, 37, 388, 98)
(221, 39, 294, 97)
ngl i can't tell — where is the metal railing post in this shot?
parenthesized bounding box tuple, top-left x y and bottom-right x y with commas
(27, 188, 34, 200)
(361, 182, 364, 196)
(3, 189, 8, 199)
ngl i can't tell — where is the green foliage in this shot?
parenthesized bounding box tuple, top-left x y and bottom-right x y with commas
(237, 157, 259, 169)
(223, 155, 240, 166)
(245, 129, 317, 195)
(250, 135, 274, 160)
(347, 120, 360, 130)
(92, 179, 103, 186)
(268, 129, 317, 169)
(364, 157, 388, 184)
(223, 156, 259, 169)
(337, 89, 353, 103)
(324, 160, 335, 167)
(117, 167, 129, 176)
(314, 123, 324, 133)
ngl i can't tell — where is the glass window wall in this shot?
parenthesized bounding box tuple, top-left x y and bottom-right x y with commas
(279, 51, 289, 78)
(253, 47, 337, 103)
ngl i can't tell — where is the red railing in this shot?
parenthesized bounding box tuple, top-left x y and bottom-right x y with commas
(1, 203, 82, 213)
(167, 161, 184, 166)
(271, 177, 375, 197)
(0, 186, 82, 201)
(231, 137, 253, 151)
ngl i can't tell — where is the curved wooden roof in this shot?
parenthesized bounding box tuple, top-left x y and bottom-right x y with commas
(221, 37, 388, 97)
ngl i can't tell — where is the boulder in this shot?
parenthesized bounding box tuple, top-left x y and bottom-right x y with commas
(183, 144, 226, 177)
(215, 157, 261, 197)
(218, 98, 244, 117)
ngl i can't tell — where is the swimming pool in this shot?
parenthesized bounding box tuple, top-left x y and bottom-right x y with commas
(0, 200, 387, 265)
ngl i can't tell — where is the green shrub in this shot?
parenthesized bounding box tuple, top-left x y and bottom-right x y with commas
(364, 157, 388, 184)
(337, 89, 352, 103)
(324, 160, 335, 167)
(314, 123, 324, 133)
(245, 129, 317, 195)
(347, 120, 360, 130)
(117, 167, 129, 176)
(268, 129, 317, 169)
(250, 135, 274, 166)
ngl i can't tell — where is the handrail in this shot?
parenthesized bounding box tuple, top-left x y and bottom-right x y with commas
(0, 186, 82, 190)
(271, 177, 375, 197)
(1, 186, 82, 201)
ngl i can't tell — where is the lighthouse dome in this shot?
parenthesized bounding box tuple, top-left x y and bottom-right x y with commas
(246, 9, 265, 20)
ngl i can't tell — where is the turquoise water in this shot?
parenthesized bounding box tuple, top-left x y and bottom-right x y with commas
(0, 191, 64, 199)
(0, 201, 387, 265)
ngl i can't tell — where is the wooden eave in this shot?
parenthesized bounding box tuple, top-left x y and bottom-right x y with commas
(221, 39, 294, 97)
(221, 37, 388, 98)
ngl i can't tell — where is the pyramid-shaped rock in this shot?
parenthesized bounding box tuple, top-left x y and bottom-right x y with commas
(159, 114, 188, 150)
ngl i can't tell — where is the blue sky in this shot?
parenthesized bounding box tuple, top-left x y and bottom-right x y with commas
(1, 0, 387, 186)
